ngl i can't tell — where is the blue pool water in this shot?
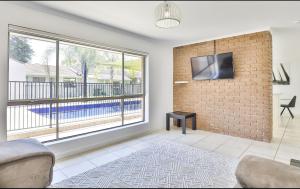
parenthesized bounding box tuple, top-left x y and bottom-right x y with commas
(29, 100, 142, 120)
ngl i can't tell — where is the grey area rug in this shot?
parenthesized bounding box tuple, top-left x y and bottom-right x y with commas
(52, 141, 238, 188)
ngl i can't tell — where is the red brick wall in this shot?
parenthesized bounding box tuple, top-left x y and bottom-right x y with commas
(173, 31, 273, 142)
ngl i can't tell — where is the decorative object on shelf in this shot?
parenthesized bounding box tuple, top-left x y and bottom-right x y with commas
(273, 63, 290, 85)
(174, 81, 188, 84)
(155, 1, 181, 28)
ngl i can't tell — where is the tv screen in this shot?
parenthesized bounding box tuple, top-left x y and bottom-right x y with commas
(191, 52, 234, 80)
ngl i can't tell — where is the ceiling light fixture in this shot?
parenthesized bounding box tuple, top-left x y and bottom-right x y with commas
(155, 1, 181, 29)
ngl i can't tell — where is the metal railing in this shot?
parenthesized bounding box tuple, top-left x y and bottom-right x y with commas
(7, 98, 143, 132)
(8, 81, 143, 100)
(7, 81, 144, 133)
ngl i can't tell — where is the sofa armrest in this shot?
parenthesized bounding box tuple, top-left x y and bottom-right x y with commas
(236, 155, 300, 188)
(0, 139, 55, 165)
(0, 139, 55, 188)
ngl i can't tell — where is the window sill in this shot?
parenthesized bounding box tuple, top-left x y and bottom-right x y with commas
(45, 121, 149, 147)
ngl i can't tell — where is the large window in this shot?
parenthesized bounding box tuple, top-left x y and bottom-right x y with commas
(7, 26, 146, 142)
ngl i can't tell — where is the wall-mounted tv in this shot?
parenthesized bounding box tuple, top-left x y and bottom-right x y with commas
(191, 52, 234, 80)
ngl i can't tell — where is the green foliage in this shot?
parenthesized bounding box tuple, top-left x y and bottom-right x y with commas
(42, 47, 55, 65)
(61, 45, 143, 82)
(61, 46, 100, 71)
(9, 36, 34, 63)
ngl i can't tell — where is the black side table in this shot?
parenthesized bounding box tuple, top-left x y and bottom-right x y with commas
(166, 111, 196, 134)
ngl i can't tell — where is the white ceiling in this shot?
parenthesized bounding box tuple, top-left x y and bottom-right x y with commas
(35, 1, 300, 44)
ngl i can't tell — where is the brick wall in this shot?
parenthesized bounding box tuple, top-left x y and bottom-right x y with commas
(173, 31, 273, 142)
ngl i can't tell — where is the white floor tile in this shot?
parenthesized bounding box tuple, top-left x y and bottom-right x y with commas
(81, 148, 110, 160)
(174, 133, 207, 145)
(161, 132, 184, 141)
(274, 156, 292, 165)
(52, 170, 68, 184)
(104, 143, 130, 152)
(55, 155, 88, 170)
(240, 150, 274, 160)
(117, 138, 144, 147)
(131, 142, 150, 151)
(216, 139, 251, 158)
(192, 133, 232, 151)
(276, 144, 300, 160)
(112, 147, 138, 158)
(243, 143, 278, 159)
(61, 161, 96, 178)
(138, 133, 164, 142)
(192, 141, 222, 151)
(202, 133, 234, 144)
(54, 116, 300, 182)
(53, 165, 60, 171)
(89, 153, 120, 167)
(280, 138, 300, 148)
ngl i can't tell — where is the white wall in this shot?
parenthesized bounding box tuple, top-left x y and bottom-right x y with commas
(272, 27, 300, 116)
(0, 2, 173, 158)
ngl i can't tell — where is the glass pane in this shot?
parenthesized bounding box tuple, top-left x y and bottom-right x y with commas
(9, 33, 57, 100)
(124, 54, 143, 95)
(123, 54, 144, 124)
(59, 42, 122, 99)
(58, 99, 122, 139)
(7, 33, 57, 142)
(123, 97, 144, 125)
(58, 42, 123, 139)
(7, 103, 58, 142)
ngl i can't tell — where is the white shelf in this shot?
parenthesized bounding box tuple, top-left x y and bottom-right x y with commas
(174, 81, 189, 84)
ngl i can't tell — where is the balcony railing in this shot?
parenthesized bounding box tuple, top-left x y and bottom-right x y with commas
(8, 81, 143, 101)
(7, 81, 143, 133)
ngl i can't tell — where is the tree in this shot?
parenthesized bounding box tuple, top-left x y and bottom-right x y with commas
(61, 46, 143, 96)
(61, 45, 100, 97)
(9, 36, 34, 63)
(102, 51, 121, 82)
(42, 47, 55, 79)
(97, 53, 142, 84)
(62, 46, 101, 74)
(124, 59, 142, 83)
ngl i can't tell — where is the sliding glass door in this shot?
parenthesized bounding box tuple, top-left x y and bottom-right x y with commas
(7, 27, 146, 142)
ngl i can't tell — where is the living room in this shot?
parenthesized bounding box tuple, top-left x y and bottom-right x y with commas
(1, 1, 300, 188)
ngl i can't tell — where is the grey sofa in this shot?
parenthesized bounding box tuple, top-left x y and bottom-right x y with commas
(0, 139, 55, 188)
(235, 155, 300, 188)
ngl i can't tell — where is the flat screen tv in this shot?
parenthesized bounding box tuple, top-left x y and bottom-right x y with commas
(191, 52, 234, 80)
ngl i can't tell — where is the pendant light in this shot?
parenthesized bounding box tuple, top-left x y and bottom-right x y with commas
(155, 1, 182, 28)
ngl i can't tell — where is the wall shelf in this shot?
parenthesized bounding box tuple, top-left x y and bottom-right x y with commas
(174, 81, 189, 84)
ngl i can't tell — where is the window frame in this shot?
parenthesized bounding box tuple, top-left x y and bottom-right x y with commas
(7, 25, 147, 143)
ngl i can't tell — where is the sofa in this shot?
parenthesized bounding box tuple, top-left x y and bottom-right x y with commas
(235, 155, 300, 188)
(0, 139, 55, 188)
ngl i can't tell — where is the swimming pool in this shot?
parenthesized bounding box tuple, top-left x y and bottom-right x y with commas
(29, 100, 142, 121)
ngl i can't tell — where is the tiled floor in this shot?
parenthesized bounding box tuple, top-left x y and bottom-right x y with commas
(52, 116, 300, 184)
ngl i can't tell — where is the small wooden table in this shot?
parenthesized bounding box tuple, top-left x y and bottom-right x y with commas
(166, 111, 196, 134)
